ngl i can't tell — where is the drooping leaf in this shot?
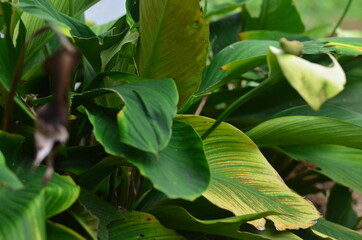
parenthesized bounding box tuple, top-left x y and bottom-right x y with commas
(137, 0, 209, 108)
(242, 0, 305, 33)
(177, 115, 320, 231)
(47, 221, 86, 240)
(77, 190, 125, 240)
(198, 40, 279, 95)
(80, 106, 210, 200)
(108, 211, 186, 240)
(303, 38, 362, 55)
(247, 116, 362, 150)
(311, 218, 362, 240)
(150, 205, 280, 240)
(0, 167, 80, 240)
(77, 77, 178, 154)
(279, 145, 362, 195)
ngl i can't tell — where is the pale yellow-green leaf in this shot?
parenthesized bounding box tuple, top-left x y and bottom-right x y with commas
(137, 0, 209, 108)
(270, 46, 346, 110)
(177, 115, 320, 231)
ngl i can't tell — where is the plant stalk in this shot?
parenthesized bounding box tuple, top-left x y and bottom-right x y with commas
(201, 74, 281, 140)
(330, 0, 352, 37)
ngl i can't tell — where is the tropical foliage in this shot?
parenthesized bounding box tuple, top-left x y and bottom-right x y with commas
(0, 0, 361, 239)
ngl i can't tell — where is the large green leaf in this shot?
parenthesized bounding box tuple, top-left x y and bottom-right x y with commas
(198, 40, 279, 95)
(150, 205, 279, 240)
(77, 77, 178, 154)
(0, 167, 80, 240)
(177, 115, 320, 230)
(279, 145, 362, 195)
(303, 38, 362, 55)
(242, 0, 305, 33)
(311, 218, 362, 240)
(0, 151, 23, 189)
(137, 0, 209, 108)
(247, 116, 362, 149)
(108, 211, 186, 240)
(81, 107, 210, 200)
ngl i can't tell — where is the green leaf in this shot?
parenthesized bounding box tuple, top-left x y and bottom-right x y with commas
(77, 77, 178, 154)
(0, 150, 24, 189)
(204, 0, 247, 19)
(177, 115, 320, 231)
(247, 116, 362, 149)
(0, 131, 24, 168)
(273, 104, 362, 127)
(270, 46, 346, 110)
(0, 167, 80, 240)
(108, 211, 186, 240)
(137, 0, 209, 108)
(303, 38, 362, 55)
(81, 106, 210, 200)
(77, 190, 125, 240)
(279, 145, 362, 195)
(326, 185, 357, 229)
(47, 221, 86, 240)
(198, 40, 279, 94)
(242, 0, 305, 33)
(311, 218, 362, 240)
(239, 30, 310, 42)
(150, 205, 280, 240)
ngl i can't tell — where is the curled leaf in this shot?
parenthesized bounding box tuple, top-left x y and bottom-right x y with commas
(270, 46, 346, 110)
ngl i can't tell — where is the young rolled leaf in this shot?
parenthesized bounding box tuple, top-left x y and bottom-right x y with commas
(177, 115, 320, 231)
(269, 46, 346, 110)
(108, 211, 186, 240)
(137, 0, 209, 108)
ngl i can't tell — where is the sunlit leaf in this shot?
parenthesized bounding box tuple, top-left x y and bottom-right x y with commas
(137, 0, 209, 108)
(177, 115, 320, 231)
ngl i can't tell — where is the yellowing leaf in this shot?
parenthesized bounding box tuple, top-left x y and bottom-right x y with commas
(177, 115, 320, 231)
(270, 46, 346, 110)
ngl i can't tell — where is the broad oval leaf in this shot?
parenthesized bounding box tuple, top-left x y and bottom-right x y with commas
(77, 77, 178, 155)
(80, 106, 210, 200)
(177, 115, 320, 231)
(108, 211, 186, 240)
(311, 218, 362, 240)
(270, 46, 346, 110)
(247, 116, 362, 150)
(199, 40, 279, 94)
(137, 0, 209, 108)
(280, 145, 362, 195)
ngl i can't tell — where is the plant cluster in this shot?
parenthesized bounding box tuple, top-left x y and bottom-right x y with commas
(0, 0, 361, 239)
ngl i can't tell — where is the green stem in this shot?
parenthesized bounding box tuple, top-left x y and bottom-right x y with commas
(330, 0, 353, 37)
(201, 74, 281, 140)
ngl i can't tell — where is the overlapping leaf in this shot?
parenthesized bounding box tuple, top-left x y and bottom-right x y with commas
(311, 218, 362, 240)
(177, 115, 320, 230)
(137, 0, 209, 108)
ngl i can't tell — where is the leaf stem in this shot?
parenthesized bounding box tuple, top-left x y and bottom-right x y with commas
(201, 74, 281, 140)
(330, 0, 353, 37)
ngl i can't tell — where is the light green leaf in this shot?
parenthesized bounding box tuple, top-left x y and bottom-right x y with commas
(311, 218, 362, 240)
(270, 46, 346, 110)
(137, 0, 209, 108)
(242, 0, 305, 33)
(303, 38, 362, 55)
(239, 30, 310, 42)
(247, 116, 362, 149)
(47, 221, 86, 240)
(0, 150, 23, 189)
(80, 107, 210, 200)
(77, 190, 125, 240)
(150, 205, 280, 240)
(203, 0, 247, 19)
(108, 211, 186, 240)
(198, 40, 279, 95)
(279, 145, 362, 195)
(177, 115, 320, 231)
